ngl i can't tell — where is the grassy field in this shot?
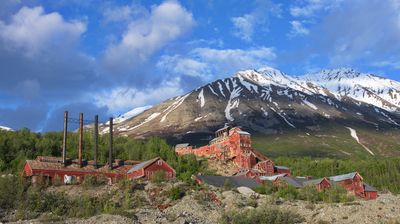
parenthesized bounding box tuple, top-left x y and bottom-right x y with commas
(252, 124, 400, 159)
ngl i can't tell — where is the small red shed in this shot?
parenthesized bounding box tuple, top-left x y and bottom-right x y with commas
(126, 157, 176, 180)
(363, 183, 378, 200)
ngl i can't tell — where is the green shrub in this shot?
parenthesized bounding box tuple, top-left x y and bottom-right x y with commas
(253, 182, 278, 195)
(275, 185, 298, 201)
(322, 185, 354, 203)
(223, 179, 232, 191)
(168, 186, 185, 200)
(220, 204, 304, 224)
(151, 170, 167, 184)
(298, 185, 323, 202)
(0, 175, 24, 209)
(82, 175, 107, 187)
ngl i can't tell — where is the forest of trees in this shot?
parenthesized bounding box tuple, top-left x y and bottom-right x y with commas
(1, 129, 400, 193)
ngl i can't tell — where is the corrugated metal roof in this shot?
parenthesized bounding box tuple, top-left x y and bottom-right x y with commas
(275, 165, 290, 170)
(196, 175, 260, 188)
(279, 176, 304, 188)
(127, 157, 160, 174)
(363, 182, 377, 192)
(259, 173, 287, 181)
(329, 172, 359, 182)
(175, 143, 190, 148)
(303, 178, 326, 186)
(236, 130, 250, 135)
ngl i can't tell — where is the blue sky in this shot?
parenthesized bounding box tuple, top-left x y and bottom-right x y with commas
(0, 0, 400, 132)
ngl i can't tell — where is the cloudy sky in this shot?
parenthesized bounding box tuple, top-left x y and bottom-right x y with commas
(1, 0, 400, 132)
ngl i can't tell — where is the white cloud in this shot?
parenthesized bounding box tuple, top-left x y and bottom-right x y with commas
(157, 55, 210, 78)
(157, 47, 276, 80)
(289, 20, 309, 36)
(290, 0, 343, 17)
(231, 0, 281, 42)
(94, 79, 184, 113)
(102, 4, 147, 23)
(103, 1, 194, 73)
(0, 6, 86, 56)
(313, 0, 400, 66)
(231, 14, 255, 42)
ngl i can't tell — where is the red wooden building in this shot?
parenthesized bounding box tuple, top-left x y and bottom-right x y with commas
(329, 172, 378, 199)
(126, 157, 176, 180)
(23, 156, 176, 184)
(175, 126, 290, 177)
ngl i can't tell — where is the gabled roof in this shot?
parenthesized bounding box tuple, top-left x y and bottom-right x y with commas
(196, 175, 260, 188)
(279, 176, 305, 188)
(303, 178, 328, 186)
(175, 143, 190, 148)
(275, 165, 290, 170)
(329, 172, 361, 182)
(259, 173, 287, 181)
(127, 157, 160, 174)
(363, 183, 377, 192)
(237, 130, 250, 135)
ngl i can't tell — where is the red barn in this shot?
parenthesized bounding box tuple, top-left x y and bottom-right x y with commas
(126, 157, 176, 180)
(329, 172, 365, 197)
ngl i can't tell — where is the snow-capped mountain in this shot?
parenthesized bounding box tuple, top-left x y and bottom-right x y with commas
(103, 67, 400, 155)
(0, 125, 14, 131)
(300, 68, 400, 112)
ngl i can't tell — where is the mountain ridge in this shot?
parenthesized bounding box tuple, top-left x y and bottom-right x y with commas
(102, 67, 400, 157)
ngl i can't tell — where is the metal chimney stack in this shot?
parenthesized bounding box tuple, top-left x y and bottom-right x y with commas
(108, 117, 113, 170)
(78, 113, 83, 167)
(62, 111, 68, 166)
(93, 115, 98, 168)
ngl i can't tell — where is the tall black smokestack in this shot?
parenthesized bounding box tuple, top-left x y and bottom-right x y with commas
(94, 115, 98, 168)
(78, 113, 83, 168)
(108, 117, 113, 170)
(62, 111, 68, 166)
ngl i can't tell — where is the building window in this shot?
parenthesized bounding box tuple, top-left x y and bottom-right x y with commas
(157, 160, 162, 166)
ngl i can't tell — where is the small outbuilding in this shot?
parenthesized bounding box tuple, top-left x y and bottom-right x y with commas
(126, 157, 176, 180)
(363, 183, 378, 200)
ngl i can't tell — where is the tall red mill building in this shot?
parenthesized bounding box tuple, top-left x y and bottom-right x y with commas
(175, 126, 290, 176)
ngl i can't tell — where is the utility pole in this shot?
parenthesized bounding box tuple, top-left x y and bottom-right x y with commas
(78, 113, 83, 167)
(62, 111, 68, 166)
(94, 115, 98, 168)
(109, 117, 113, 170)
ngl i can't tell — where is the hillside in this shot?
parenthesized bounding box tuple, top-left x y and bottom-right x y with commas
(102, 68, 400, 158)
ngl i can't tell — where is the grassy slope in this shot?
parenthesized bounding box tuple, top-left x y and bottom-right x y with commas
(252, 124, 400, 159)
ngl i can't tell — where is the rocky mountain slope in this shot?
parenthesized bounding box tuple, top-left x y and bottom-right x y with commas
(103, 68, 400, 157)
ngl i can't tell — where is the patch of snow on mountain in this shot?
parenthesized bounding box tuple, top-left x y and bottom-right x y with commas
(208, 85, 218, 96)
(198, 89, 205, 107)
(270, 107, 296, 128)
(0, 126, 13, 131)
(225, 87, 242, 121)
(114, 105, 153, 124)
(302, 99, 318, 110)
(346, 127, 375, 156)
(161, 92, 191, 122)
(130, 113, 161, 130)
(218, 82, 226, 98)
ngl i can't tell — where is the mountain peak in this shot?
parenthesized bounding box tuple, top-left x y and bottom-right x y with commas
(304, 68, 362, 81)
